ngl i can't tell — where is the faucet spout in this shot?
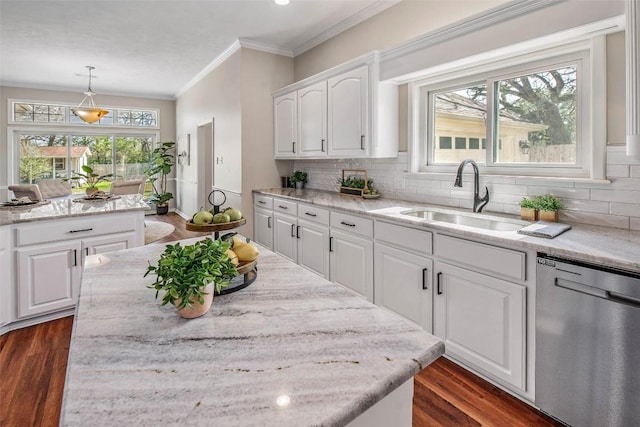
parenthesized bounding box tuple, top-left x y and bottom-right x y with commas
(454, 159, 490, 212)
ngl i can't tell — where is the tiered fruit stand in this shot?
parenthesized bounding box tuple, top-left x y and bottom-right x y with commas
(184, 190, 257, 295)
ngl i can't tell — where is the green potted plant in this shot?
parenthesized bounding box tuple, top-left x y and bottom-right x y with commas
(290, 170, 308, 189)
(144, 238, 238, 319)
(535, 194, 564, 222)
(145, 141, 175, 214)
(64, 165, 114, 196)
(519, 197, 538, 221)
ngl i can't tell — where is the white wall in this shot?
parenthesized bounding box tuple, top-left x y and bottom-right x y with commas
(0, 86, 176, 202)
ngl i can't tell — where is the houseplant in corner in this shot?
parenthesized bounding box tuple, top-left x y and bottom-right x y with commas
(290, 170, 308, 189)
(65, 165, 114, 196)
(145, 141, 175, 214)
(536, 194, 564, 222)
(144, 238, 238, 319)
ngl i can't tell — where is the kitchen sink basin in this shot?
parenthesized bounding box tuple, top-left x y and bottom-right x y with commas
(400, 210, 526, 232)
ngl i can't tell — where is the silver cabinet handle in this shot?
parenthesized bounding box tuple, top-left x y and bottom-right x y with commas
(360, 135, 365, 150)
(292, 141, 296, 153)
(437, 272, 443, 295)
(321, 139, 325, 152)
(278, 205, 288, 210)
(290, 223, 295, 237)
(340, 221, 356, 227)
(422, 268, 428, 290)
(69, 228, 93, 233)
(73, 249, 78, 266)
(258, 200, 266, 204)
(296, 225, 300, 239)
(267, 217, 272, 228)
(329, 236, 334, 252)
(305, 212, 317, 217)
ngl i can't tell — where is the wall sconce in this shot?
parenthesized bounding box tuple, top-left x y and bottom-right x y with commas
(519, 140, 530, 155)
(177, 134, 191, 166)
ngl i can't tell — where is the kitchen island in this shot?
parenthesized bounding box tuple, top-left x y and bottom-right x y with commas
(60, 237, 444, 426)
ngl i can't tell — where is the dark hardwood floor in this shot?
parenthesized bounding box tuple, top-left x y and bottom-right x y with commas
(0, 213, 562, 426)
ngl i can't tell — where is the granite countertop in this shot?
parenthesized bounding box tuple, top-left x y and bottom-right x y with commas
(254, 188, 640, 273)
(0, 194, 150, 225)
(61, 238, 444, 426)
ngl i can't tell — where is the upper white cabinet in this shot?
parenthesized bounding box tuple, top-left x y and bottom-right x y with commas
(298, 81, 327, 157)
(273, 52, 398, 159)
(274, 92, 297, 158)
(327, 66, 368, 157)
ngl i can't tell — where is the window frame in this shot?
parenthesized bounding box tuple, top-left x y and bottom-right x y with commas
(410, 37, 605, 180)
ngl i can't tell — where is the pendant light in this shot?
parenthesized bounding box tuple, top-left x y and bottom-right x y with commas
(71, 66, 109, 124)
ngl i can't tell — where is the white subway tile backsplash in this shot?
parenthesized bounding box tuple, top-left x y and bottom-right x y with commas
(294, 146, 640, 230)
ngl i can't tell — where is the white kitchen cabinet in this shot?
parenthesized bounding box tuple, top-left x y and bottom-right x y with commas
(274, 92, 297, 158)
(297, 219, 330, 279)
(433, 261, 526, 391)
(254, 207, 273, 250)
(0, 226, 12, 328)
(273, 213, 298, 263)
(16, 240, 82, 319)
(298, 81, 327, 157)
(330, 228, 373, 302)
(327, 66, 369, 157)
(374, 243, 433, 332)
(82, 232, 136, 261)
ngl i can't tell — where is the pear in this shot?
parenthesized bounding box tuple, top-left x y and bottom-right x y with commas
(225, 248, 239, 266)
(235, 242, 259, 262)
(233, 235, 248, 249)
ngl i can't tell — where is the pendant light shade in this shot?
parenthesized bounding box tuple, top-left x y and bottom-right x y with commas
(71, 66, 109, 124)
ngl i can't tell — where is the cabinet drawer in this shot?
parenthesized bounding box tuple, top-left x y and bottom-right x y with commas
(435, 235, 526, 282)
(298, 203, 329, 226)
(254, 194, 273, 209)
(16, 215, 136, 247)
(331, 211, 373, 238)
(375, 221, 432, 255)
(273, 198, 297, 216)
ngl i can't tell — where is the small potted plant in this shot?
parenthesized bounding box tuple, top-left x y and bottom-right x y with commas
(519, 197, 538, 221)
(145, 141, 175, 214)
(290, 170, 308, 189)
(64, 165, 114, 196)
(144, 238, 238, 319)
(536, 194, 564, 222)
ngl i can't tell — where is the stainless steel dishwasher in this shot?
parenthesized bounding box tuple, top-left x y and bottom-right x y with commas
(536, 254, 640, 427)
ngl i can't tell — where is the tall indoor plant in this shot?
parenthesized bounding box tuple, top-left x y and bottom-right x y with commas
(145, 141, 175, 214)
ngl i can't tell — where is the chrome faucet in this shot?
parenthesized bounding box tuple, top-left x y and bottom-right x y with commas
(454, 159, 489, 213)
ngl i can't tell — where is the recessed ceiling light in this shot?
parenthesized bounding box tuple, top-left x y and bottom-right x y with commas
(275, 0, 289, 5)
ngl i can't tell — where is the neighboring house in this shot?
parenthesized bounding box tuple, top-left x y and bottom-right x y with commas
(434, 92, 548, 164)
(19, 145, 91, 182)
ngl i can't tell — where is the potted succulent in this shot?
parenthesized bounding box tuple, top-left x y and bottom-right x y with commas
(144, 238, 238, 319)
(519, 197, 538, 221)
(64, 165, 114, 196)
(290, 170, 308, 189)
(145, 141, 175, 214)
(536, 194, 564, 222)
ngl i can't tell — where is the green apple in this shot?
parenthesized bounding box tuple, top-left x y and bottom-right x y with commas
(224, 207, 243, 221)
(193, 210, 214, 225)
(213, 212, 231, 224)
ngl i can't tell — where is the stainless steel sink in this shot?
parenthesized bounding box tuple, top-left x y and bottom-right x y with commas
(400, 210, 526, 232)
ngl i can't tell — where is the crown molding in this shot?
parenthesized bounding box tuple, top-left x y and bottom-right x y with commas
(238, 38, 293, 57)
(175, 40, 242, 98)
(292, 0, 401, 56)
(0, 81, 176, 100)
(380, 0, 563, 63)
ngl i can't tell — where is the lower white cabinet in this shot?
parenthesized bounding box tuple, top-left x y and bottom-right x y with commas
(1, 226, 12, 328)
(16, 240, 82, 318)
(273, 213, 297, 263)
(433, 262, 526, 391)
(297, 219, 329, 279)
(374, 243, 433, 332)
(330, 229, 373, 302)
(83, 232, 136, 261)
(253, 207, 273, 250)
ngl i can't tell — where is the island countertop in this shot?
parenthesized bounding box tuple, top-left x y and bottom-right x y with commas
(60, 238, 444, 426)
(0, 194, 150, 225)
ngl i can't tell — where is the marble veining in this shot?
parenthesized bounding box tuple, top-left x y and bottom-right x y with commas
(0, 194, 150, 225)
(254, 188, 640, 273)
(61, 239, 444, 426)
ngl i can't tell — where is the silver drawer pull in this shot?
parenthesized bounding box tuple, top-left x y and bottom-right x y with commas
(258, 200, 266, 204)
(340, 221, 356, 227)
(305, 212, 317, 217)
(69, 228, 93, 233)
(278, 205, 288, 209)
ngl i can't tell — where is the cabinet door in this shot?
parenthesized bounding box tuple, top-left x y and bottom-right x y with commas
(434, 262, 525, 390)
(327, 66, 369, 157)
(297, 219, 329, 279)
(0, 227, 11, 327)
(16, 240, 82, 318)
(298, 81, 327, 157)
(374, 243, 433, 332)
(330, 229, 373, 302)
(273, 213, 297, 263)
(82, 232, 136, 262)
(274, 92, 297, 158)
(254, 207, 273, 250)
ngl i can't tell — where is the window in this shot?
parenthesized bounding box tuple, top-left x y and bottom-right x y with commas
(17, 133, 154, 194)
(415, 42, 601, 178)
(12, 101, 158, 128)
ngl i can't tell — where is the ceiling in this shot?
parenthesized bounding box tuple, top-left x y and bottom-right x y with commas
(0, 0, 398, 99)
